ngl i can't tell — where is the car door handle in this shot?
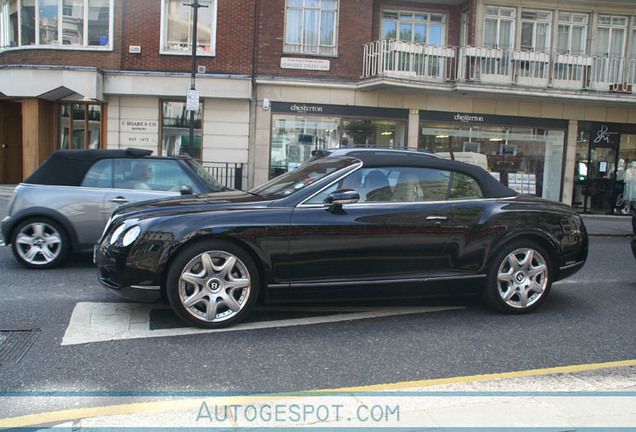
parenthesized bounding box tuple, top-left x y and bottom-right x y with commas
(426, 215, 448, 222)
(109, 197, 129, 204)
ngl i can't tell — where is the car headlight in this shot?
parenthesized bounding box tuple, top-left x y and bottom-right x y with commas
(109, 220, 142, 247)
(122, 225, 141, 247)
(109, 224, 127, 245)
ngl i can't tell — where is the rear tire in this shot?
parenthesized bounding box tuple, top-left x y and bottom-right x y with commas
(166, 240, 260, 328)
(482, 240, 553, 314)
(11, 217, 69, 269)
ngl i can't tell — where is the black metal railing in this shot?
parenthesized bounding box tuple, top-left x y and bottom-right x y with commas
(202, 162, 244, 190)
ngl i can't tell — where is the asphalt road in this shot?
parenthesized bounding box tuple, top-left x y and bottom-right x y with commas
(0, 193, 635, 421)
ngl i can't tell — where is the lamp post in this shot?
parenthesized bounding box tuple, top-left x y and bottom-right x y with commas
(184, 0, 207, 160)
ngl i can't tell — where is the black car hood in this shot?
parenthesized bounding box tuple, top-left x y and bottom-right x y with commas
(112, 190, 272, 220)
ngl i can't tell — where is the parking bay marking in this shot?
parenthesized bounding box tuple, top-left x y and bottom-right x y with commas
(61, 302, 464, 346)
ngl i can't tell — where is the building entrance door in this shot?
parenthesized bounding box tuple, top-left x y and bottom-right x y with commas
(584, 145, 619, 213)
(0, 101, 23, 184)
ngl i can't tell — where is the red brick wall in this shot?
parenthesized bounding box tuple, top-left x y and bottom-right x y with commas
(0, 0, 255, 75)
(0, 1, 123, 69)
(121, 0, 255, 74)
(255, 0, 374, 80)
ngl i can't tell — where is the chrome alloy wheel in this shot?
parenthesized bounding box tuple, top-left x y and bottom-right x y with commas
(15, 221, 64, 266)
(177, 250, 252, 323)
(496, 248, 548, 309)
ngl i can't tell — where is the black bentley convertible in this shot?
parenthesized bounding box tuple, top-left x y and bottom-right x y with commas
(94, 149, 588, 328)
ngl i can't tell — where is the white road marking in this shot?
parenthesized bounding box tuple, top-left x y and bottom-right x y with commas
(61, 302, 463, 346)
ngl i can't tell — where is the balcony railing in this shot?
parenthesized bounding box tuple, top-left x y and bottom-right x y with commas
(362, 40, 636, 95)
(363, 39, 457, 82)
(202, 162, 244, 190)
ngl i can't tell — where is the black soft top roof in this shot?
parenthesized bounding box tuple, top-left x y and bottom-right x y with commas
(24, 148, 154, 186)
(346, 153, 517, 199)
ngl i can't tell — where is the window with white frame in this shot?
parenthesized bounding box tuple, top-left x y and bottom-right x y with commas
(556, 12, 588, 55)
(631, 23, 636, 58)
(0, 0, 111, 48)
(483, 6, 515, 49)
(161, 0, 216, 55)
(596, 15, 627, 57)
(284, 0, 338, 56)
(520, 9, 551, 52)
(381, 10, 446, 46)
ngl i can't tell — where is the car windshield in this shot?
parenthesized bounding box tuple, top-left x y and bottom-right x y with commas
(250, 158, 355, 199)
(185, 159, 227, 192)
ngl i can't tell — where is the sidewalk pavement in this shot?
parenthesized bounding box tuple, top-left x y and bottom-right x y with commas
(1, 184, 633, 236)
(1, 362, 632, 430)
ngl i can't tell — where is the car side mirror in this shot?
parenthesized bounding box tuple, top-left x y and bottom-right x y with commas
(325, 189, 359, 212)
(180, 184, 194, 195)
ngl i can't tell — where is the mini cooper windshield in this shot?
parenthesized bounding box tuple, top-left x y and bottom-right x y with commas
(249, 158, 354, 199)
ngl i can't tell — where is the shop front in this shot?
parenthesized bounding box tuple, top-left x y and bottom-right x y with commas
(418, 111, 568, 202)
(574, 121, 636, 215)
(268, 102, 409, 178)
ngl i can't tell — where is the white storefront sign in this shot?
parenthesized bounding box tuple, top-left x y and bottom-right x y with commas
(281, 57, 330, 71)
(120, 120, 159, 133)
(120, 120, 159, 146)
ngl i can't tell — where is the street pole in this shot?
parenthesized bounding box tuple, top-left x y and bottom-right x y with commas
(184, 0, 207, 160)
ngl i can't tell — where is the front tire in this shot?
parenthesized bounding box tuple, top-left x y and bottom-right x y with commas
(483, 240, 553, 313)
(166, 240, 260, 328)
(11, 218, 69, 269)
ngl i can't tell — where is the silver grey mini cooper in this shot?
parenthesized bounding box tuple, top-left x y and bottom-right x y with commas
(2, 148, 227, 268)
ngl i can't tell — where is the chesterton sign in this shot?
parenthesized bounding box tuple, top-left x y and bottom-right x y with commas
(281, 57, 330, 71)
(290, 104, 324, 114)
(120, 120, 159, 133)
(454, 113, 485, 123)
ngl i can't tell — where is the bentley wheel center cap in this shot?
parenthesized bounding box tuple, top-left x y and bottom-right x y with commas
(515, 272, 527, 284)
(207, 278, 223, 293)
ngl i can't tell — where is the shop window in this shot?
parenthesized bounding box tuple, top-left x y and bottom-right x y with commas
(381, 9, 445, 46)
(57, 103, 102, 150)
(0, 0, 111, 49)
(270, 114, 406, 178)
(284, 0, 338, 56)
(160, 100, 203, 161)
(419, 122, 565, 202)
(161, 0, 216, 55)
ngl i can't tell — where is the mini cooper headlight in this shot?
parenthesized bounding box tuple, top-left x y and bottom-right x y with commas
(122, 225, 141, 247)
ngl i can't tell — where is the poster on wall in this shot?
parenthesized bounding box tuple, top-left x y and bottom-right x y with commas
(508, 173, 537, 195)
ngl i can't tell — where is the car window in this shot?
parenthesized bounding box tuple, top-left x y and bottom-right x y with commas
(306, 168, 392, 204)
(113, 159, 203, 193)
(306, 167, 451, 204)
(251, 158, 354, 199)
(184, 159, 226, 192)
(392, 167, 450, 202)
(81, 159, 113, 188)
(450, 172, 483, 200)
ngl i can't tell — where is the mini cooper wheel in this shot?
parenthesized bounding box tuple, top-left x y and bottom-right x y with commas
(11, 218, 69, 269)
(166, 241, 260, 328)
(483, 241, 552, 313)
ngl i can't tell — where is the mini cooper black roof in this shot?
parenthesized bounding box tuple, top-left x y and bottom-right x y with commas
(24, 148, 176, 187)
